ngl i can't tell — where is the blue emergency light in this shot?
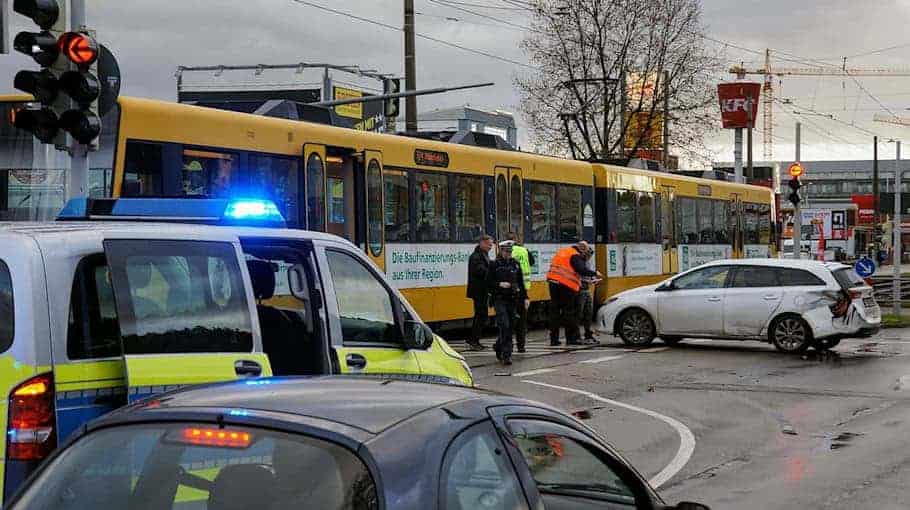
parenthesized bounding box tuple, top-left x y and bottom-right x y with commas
(57, 197, 286, 228)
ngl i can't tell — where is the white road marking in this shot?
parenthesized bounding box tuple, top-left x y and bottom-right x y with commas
(580, 355, 625, 364)
(511, 368, 558, 377)
(525, 380, 696, 489)
(638, 346, 670, 353)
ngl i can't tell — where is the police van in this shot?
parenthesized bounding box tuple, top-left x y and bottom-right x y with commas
(0, 197, 472, 500)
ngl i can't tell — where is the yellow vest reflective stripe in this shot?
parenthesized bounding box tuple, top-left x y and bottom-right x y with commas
(546, 247, 581, 292)
(511, 245, 532, 290)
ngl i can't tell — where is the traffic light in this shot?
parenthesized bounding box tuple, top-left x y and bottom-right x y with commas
(383, 78, 400, 118)
(787, 177, 802, 206)
(12, 1, 103, 146)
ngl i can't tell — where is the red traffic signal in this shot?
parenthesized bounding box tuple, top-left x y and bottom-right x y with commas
(787, 177, 802, 206)
(58, 32, 99, 67)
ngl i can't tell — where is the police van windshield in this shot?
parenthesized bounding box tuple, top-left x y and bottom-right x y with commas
(0, 100, 119, 221)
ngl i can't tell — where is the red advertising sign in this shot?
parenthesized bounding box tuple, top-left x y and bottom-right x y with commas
(717, 82, 761, 129)
(851, 195, 876, 225)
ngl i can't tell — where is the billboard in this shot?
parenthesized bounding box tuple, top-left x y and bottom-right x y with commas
(624, 112, 663, 149)
(717, 82, 761, 129)
(851, 195, 876, 225)
(333, 86, 363, 119)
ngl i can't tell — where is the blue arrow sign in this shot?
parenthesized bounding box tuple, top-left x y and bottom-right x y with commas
(855, 257, 876, 278)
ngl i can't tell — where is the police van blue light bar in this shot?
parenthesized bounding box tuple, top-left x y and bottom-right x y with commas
(57, 198, 286, 228)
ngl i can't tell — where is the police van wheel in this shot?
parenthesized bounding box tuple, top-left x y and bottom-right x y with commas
(618, 309, 656, 347)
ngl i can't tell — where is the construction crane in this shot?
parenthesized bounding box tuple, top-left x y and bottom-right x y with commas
(873, 113, 910, 127)
(729, 51, 910, 160)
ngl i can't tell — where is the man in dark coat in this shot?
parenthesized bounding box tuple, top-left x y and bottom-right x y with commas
(466, 234, 494, 350)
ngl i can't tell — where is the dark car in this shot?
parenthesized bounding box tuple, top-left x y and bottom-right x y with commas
(4, 377, 708, 510)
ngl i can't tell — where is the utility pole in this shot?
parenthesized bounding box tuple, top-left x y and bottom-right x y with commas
(403, 0, 417, 133)
(733, 127, 743, 184)
(747, 98, 754, 182)
(793, 122, 802, 258)
(662, 69, 669, 170)
(894, 141, 902, 315)
(67, 0, 88, 201)
(874, 136, 880, 257)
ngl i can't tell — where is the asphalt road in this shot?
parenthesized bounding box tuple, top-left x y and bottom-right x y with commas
(455, 328, 910, 509)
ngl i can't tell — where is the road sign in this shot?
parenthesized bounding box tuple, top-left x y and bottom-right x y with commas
(788, 162, 804, 178)
(98, 45, 120, 117)
(855, 256, 876, 278)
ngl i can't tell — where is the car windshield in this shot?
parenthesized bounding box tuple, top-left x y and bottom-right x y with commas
(833, 267, 866, 289)
(10, 423, 378, 510)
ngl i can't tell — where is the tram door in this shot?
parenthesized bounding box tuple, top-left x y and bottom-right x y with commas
(661, 185, 677, 274)
(730, 194, 744, 259)
(303, 144, 383, 267)
(495, 166, 523, 242)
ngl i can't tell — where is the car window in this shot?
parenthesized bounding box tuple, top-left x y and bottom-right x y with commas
(68, 255, 121, 360)
(778, 268, 826, 286)
(731, 266, 779, 288)
(441, 421, 528, 510)
(104, 240, 253, 354)
(508, 419, 636, 507)
(673, 266, 730, 290)
(833, 267, 866, 289)
(10, 423, 379, 510)
(0, 259, 12, 353)
(325, 249, 402, 344)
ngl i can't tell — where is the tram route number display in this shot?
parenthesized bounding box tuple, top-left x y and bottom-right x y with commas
(385, 244, 584, 289)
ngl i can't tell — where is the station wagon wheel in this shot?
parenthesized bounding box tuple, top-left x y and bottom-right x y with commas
(770, 315, 812, 354)
(618, 309, 656, 347)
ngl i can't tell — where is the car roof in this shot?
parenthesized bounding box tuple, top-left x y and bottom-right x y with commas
(120, 377, 511, 434)
(698, 257, 849, 272)
(0, 221, 350, 246)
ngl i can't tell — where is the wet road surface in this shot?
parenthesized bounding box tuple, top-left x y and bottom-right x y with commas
(455, 328, 910, 509)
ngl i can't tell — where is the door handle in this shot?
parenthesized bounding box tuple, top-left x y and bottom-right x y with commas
(706, 296, 722, 302)
(346, 353, 367, 370)
(234, 360, 263, 377)
(763, 294, 780, 300)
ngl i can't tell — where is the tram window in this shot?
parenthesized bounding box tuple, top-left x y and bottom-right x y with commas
(510, 175, 522, 235)
(181, 149, 238, 198)
(759, 204, 772, 244)
(367, 159, 383, 256)
(306, 153, 326, 231)
(249, 155, 300, 226)
(744, 203, 760, 244)
(558, 185, 583, 242)
(616, 190, 636, 243)
(639, 192, 656, 243)
(714, 200, 730, 244)
(455, 175, 485, 242)
(697, 199, 716, 244)
(384, 170, 410, 242)
(677, 197, 698, 245)
(123, 141, 164, 196)
(496, 174, 508, 240)
(416, 172, 451, 242)
(529, 183, 557, 242)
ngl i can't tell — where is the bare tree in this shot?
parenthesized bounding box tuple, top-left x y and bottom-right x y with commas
(515, 0, 720, 165)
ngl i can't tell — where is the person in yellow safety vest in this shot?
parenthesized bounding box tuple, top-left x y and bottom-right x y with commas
(506, 232, 536, 353)
(547, 241, 601, 346)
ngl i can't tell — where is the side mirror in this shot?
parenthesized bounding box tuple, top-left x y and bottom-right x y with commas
(287, 264, 314, 334)
(656, 281, 675, 292)
(673, 502, 711, 510)
(404, 320, 435, 350)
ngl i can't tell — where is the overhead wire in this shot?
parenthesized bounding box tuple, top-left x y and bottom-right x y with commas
(289, 0, 539, 70)
(427, 0, 537, 32)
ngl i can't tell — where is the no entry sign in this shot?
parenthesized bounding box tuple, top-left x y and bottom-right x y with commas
(717, 82, 761, 129)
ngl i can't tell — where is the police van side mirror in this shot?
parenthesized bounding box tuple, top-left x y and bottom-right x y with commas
(288, 264, 314, 334)
(404, 320, 435, 350)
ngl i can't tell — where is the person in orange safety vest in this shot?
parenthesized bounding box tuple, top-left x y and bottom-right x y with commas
(546, 241, 601, 346)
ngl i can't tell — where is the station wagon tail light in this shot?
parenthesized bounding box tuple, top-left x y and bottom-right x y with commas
(178, 427, 252, 449)
(7, 373, 57, 461)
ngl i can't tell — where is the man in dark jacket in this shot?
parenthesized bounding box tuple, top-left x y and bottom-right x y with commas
(487, 240, 528, 365)
(466, 234, 494, 350)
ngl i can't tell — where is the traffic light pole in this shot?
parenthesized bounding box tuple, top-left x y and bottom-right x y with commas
(793, 122, 801, 259)
(66, 0, 88, 201)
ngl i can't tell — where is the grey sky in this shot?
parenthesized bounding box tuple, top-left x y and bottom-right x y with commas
(3, 0, 910, 166)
